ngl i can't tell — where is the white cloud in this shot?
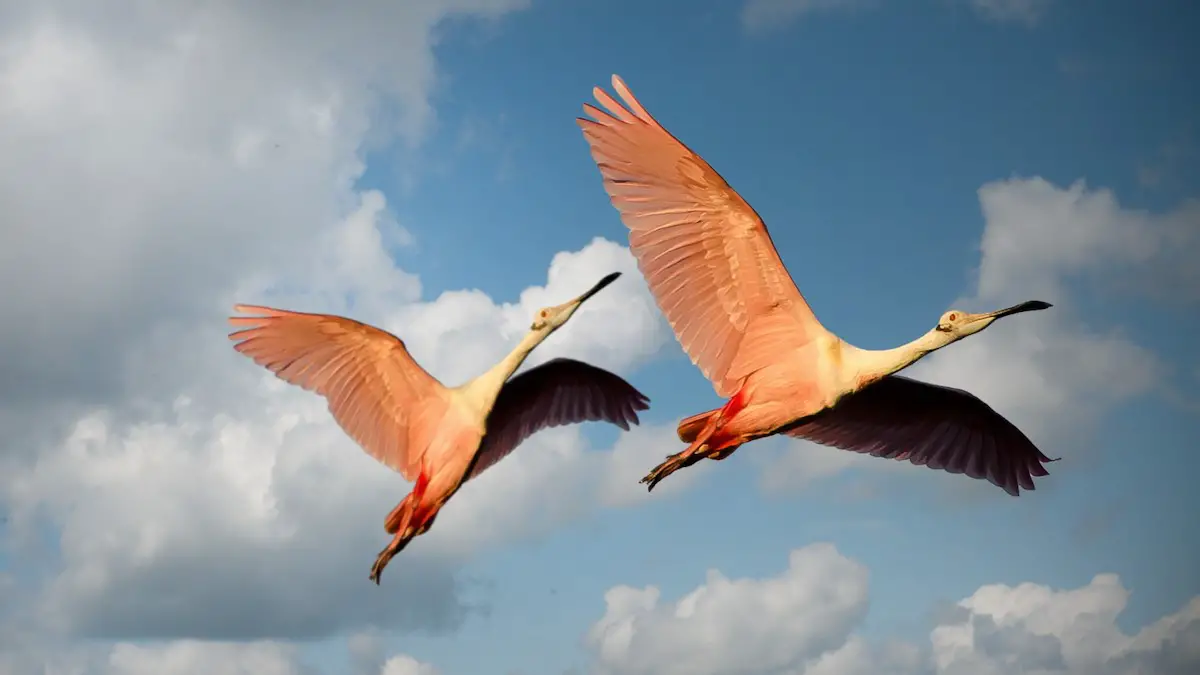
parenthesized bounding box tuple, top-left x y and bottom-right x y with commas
(740, 0, 872, 33)
(1, 232, 674, 646)
(930, 575, 1200, 675)
(583, 545, 1200, 675)
(586, 543, 870, 675)
(380, 654, 443, 675)
(973, 178, 1199, 306)
(766, 177, 1191, 496)
(0, 637, 443, 675)
(0, 1, 688, 671)
(0, 0, 529, 445)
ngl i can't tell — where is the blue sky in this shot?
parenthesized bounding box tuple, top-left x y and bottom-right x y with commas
(0, 1, 1196, 674)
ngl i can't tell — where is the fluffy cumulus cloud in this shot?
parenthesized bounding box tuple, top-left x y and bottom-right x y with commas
(765, 177, 1196, 495)
(584, 544, 1200, 675)
(0, 1, 681, 672)
(587, 544, 873, 675)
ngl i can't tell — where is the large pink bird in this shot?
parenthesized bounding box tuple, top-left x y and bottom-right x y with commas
(229, 272, 649, 584)
(578, 76, 1056, 496)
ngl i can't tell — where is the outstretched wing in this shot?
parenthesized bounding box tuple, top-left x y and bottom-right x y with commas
(578, 74, 830, 397)
(465, 358, 650, 482)
(784, 375, 1057, 496)
(229, 304, 447, 481)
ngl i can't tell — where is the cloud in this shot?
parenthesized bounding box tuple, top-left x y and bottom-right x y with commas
(0, 636, 443, 675)
(1, 233, 675, 645)
(929, 575, 1200, 675)
(380, 654, 443, 675)
(586, 543, 870, 675)
(966, 0, 1052, 27)
(0, 0, 529, 450)
(0, 0, 689, 671)
(765, 177, 1193, 496)
(973, 178, 1199, 306)
(583, 544, 1200, 675)
(740, 0, 872, 33)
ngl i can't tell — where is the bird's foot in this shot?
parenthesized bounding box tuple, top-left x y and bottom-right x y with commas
(640, 451, 689, 492)
(369, 545, 397, 586)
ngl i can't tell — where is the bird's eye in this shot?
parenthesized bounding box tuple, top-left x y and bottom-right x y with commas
(540, 309, 549, 318)
(947, 313, 958, 322)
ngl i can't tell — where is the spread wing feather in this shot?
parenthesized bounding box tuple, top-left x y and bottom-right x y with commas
(228, 305, 447, 481)
(784, 375, 1057, 496)
(466, 358, 650, 481)
(578, 75, 829, 396)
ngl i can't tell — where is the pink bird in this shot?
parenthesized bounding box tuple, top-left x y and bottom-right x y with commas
(578, 75, 1056, 496)
(228, 272, 649, 584)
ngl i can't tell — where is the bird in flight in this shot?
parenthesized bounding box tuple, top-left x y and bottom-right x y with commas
(229, 272, 649, 584)
(578, 75, 1056, 496)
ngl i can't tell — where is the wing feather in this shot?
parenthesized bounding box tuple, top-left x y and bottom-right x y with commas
(784, 375, 1057, 496)
(464, 358, 650, 482)
(578, 75, 829, 397)
(228, 304, 446, 481)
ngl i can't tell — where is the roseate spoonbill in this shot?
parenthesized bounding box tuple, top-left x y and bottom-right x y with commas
(577, 75, 1056, 496)
(228, 272, 649, 584)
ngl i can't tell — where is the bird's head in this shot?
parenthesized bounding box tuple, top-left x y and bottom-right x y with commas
(933, 300, 1052, 342)
(530, 271, 621, 333)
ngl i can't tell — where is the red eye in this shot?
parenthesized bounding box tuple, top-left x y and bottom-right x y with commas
(947, 313, 958, 322)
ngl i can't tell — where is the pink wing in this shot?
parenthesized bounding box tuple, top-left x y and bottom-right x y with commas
(228, 304, 448, 481)
(784, 376, 1058, 496)
(464, 358, 650, 482)
(578, 74, 830, 397)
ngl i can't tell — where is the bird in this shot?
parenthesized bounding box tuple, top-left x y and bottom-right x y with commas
(577, 75, 1057, 496)
(228, 271, 650, 584)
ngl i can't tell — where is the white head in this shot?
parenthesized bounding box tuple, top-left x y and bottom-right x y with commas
(932, 300, 1052, 344)
(530, 272, 621, 333)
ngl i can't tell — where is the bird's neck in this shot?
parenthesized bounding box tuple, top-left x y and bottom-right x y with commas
(465, 328, 550, 411)
(842, 330, 949, 390)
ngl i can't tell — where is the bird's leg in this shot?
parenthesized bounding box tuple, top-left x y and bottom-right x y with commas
(641, 443, 711, 492)
(705, 445, 740, 461)
(371, 492, 446, 585)
(369, 528, 411, 585)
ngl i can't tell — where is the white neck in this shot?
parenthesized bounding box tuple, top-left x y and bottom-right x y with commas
(461, 327, 552, 413)
(842, 329, 951, 390)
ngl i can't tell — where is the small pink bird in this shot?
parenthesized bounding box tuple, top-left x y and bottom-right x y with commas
(578, 75, 1056, 496)
(229, 272, 649, 584)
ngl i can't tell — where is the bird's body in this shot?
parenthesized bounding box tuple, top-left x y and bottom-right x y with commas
(578, 75, 1056, 496)
(229, 272, 649, 583)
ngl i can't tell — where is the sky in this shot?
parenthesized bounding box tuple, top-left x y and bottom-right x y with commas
(0, 0, 1197, 674)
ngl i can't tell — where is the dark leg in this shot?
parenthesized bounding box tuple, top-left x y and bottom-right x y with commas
(641, 444, 709, 492)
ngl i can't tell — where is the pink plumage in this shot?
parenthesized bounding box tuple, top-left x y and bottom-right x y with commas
(228, 272, 648, 584)
(578, 75, 1055, 496)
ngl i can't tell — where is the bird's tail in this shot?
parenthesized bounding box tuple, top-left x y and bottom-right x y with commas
(677, 409, 720, 443)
